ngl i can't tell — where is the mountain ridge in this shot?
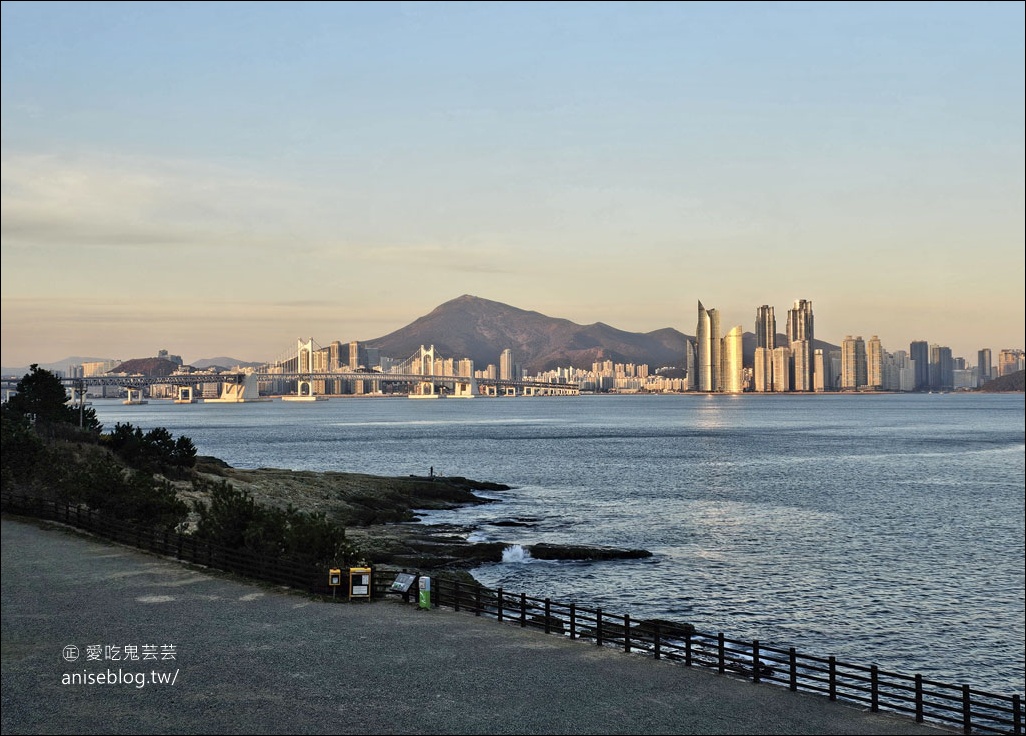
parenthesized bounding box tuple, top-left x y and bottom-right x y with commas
(364, 295, 693, 374)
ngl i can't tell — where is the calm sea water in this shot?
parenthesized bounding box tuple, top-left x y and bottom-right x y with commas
(89, 393, 1025, 696)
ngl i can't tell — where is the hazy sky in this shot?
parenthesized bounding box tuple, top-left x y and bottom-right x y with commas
(2, 1, 1023, 368)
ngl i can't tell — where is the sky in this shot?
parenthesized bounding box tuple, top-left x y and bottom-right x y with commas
(2, 1, 1023, 368)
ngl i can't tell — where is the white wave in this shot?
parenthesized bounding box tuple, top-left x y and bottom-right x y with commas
(502, 544, 533, 563)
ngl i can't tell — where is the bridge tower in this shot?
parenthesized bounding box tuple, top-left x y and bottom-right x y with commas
(283, 337, 328, 401)
(298, 337, 316, 373)
(419, 345, 436, 375)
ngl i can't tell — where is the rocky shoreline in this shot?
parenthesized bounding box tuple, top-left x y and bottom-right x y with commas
(189, 457, 651, 572)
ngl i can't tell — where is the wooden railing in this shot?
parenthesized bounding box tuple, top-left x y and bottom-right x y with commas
(4, 494, 1021, 735)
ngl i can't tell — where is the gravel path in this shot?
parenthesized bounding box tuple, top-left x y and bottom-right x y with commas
(1, 517, 950, 735)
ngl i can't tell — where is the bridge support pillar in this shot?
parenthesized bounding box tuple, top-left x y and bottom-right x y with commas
(210, 374, 262, 403)
(452, 377, 479, 397)
(123, 388, 147, 405)
(410, 380, 441, 399)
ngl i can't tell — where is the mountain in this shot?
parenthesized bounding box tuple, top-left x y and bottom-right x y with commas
(1, 357, 113, 379)
(366, 295, 690, 374)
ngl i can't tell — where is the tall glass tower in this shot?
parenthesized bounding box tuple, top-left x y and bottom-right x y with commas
(787, 299, 814, 391)
(696, 301, 720, 392)
(910, 340, 929, 390)
(755, 305, 776, 351)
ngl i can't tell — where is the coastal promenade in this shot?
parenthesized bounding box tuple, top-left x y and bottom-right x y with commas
(1, 517, 951, 735)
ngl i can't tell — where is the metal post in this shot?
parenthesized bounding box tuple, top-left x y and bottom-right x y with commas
(915, 674, 924, 723)
(752, 640, 760, 683)
(870, 665, 878, 711)
(624, 614, 631, 653)
(789, 648, 798, 691)
(962, 684, 972, 734)
(829, 656, 837, 700)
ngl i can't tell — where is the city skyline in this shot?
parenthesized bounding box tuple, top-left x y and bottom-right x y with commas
(2, 2, 1023, 367)
(0, 290, 1019, 373)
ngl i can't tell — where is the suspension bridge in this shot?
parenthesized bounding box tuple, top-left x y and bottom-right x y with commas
(4, 339, 578, 405)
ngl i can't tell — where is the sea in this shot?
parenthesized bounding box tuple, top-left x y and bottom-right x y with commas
(88, 392, 1025, 697)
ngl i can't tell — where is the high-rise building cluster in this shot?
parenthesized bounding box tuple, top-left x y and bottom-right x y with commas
(684, 299, 1014, 393)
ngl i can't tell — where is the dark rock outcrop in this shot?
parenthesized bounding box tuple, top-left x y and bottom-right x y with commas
(526, 543, 652, 561)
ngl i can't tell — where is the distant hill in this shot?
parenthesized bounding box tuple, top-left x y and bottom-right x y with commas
(980, 370, 1025, 392)
(111, 358, 181, 377)
(1, 357, 114, 378)
(190, 357, 265, 370)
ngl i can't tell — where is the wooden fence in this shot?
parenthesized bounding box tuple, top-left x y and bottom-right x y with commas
(3, 493, 1021, 735)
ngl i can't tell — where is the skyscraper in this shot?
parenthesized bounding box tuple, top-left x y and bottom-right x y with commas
(500, 348, 515, 381)
(755, 305, 776, 351)
(998, 349, 1023, 376)
(977, 348, 992, 386)
(787, 299, 814, 392)
(929, 345, 953, 390)
(841, 336, 867, 390)
(772, 346, 791, 392)
(866, 336, 884, 390)
(696, 301, 721, 392)
(683, 338, 697, 391)
(786, 299, 814, 344)
(720, 326, 744, 393)
(910, 340, 929, 390)
(813, 349, 827, 392)
(753, 347, 773, 392)
(791, 340, 813, 392)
